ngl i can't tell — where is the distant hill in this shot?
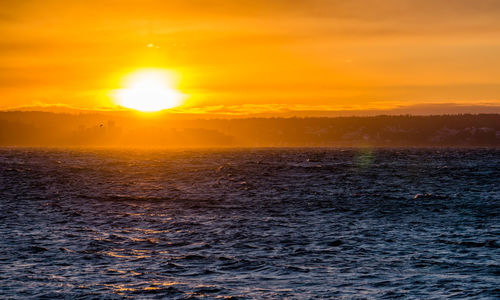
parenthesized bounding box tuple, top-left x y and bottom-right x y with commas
(0, 112, 498, 147)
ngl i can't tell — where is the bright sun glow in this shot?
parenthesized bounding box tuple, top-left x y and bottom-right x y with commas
(115, 69, 183, 112)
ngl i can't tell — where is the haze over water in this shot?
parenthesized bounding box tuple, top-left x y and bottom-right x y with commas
(1, 148, 498, 298)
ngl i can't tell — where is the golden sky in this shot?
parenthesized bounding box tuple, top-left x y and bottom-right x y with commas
(1, 0, 500, 114)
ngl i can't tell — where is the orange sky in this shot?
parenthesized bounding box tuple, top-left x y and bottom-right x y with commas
(1, 0, 500, 115)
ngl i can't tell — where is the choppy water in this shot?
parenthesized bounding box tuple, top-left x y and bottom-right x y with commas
(0, 148, 499, 299)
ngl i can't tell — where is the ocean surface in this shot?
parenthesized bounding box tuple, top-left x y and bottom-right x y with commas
(0, 148, 498, 299)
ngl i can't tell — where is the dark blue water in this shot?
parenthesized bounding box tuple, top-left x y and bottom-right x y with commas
(0, 148, 499, 299)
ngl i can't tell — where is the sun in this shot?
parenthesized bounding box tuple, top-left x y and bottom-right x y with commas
(114, 69, 184, 112)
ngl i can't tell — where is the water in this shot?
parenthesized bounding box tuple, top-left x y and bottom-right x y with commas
(0, 148, 498, 299)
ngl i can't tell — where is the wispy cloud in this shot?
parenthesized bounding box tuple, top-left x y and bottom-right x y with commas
(0, 0, 499, 112)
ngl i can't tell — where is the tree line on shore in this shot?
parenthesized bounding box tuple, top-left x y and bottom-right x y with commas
(0, 112, 498, 147)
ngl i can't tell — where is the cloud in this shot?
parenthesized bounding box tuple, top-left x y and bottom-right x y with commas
(166, 102, 500, 118)
(0, 0, 499, 112)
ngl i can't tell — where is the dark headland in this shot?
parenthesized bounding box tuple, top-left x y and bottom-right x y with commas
(0, 112, 498, 147)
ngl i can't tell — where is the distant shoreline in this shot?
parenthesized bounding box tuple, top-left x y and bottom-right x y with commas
(1, 112, 499, 147)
